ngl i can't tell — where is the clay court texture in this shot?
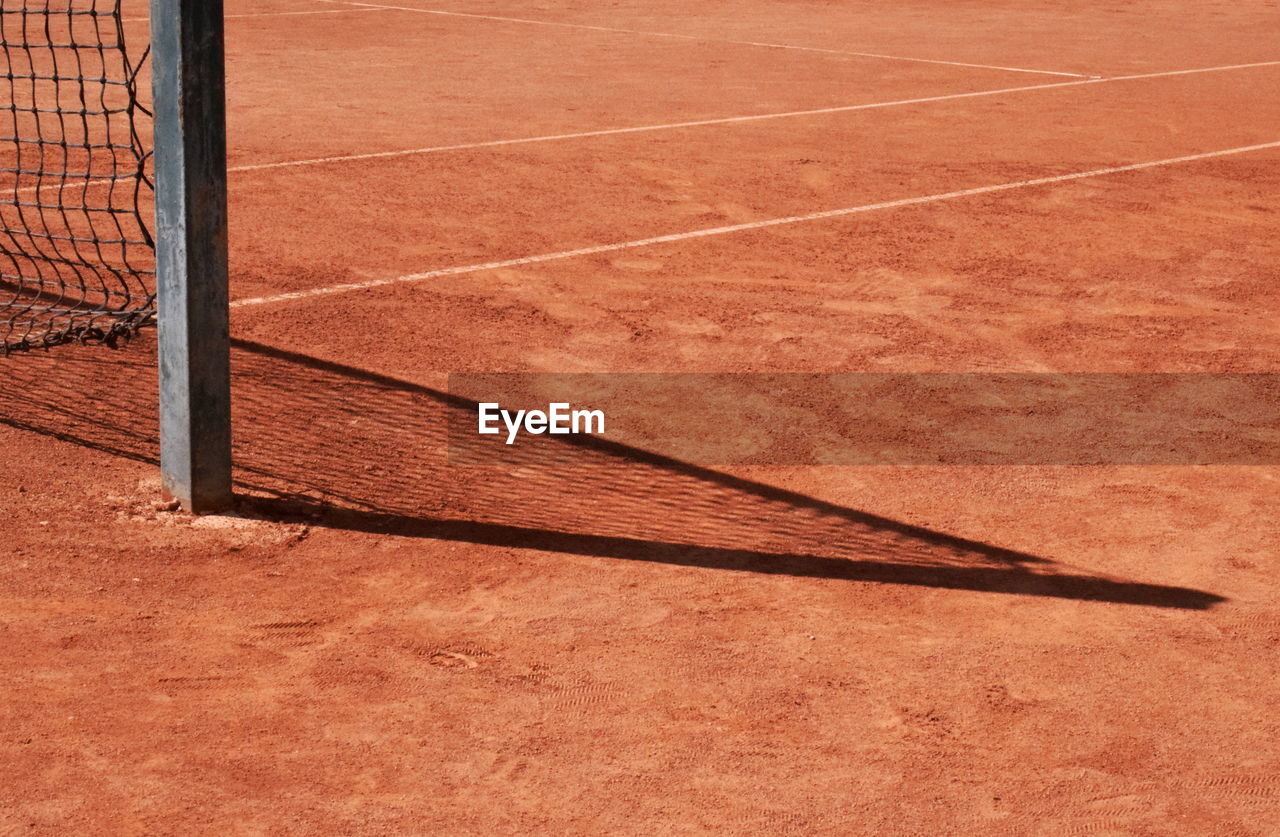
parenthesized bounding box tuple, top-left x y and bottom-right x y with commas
(3, 0, 1280, 833)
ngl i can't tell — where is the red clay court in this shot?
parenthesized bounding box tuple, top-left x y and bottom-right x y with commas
(2, 0, 1279, 833)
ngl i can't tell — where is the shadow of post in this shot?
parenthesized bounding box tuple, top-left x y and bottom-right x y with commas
(0, 336, 1226, 610)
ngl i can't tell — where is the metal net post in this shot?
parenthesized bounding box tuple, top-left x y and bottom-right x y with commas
(151, 0, 231, 513)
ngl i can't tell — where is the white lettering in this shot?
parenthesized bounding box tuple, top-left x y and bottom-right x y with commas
(502, 409, 525, 445)
(573, 409, 605, 435)
(480, 402, 605, 444)
(478, 403, 501, 434)
(549, 402, 571, 434)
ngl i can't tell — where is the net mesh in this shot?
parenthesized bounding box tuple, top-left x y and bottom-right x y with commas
(1, 0, 153, 353)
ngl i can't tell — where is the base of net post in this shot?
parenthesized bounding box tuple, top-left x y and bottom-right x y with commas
(161, 477, 234, 516)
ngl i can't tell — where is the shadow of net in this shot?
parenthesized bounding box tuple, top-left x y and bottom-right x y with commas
(0, 336, 1224, 609)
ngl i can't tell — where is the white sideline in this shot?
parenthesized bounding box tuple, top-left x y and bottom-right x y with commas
(318, 0, 1094, 79)
(229, 139, 1280, 309)
(225, 60, 1280, 174)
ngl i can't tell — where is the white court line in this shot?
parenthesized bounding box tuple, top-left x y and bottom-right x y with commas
(230, 139, 1280, 309)
(122, 8, 394, 22)
(13, 58, 1279, 198)
(226, 60, 1280, 174)
(224, 7, 392, 18)
(319, 0, 1094, 79)
(230, 79, 1090, 173)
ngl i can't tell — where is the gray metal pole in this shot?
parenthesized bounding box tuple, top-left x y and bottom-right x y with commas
(151, 0, 232, 513)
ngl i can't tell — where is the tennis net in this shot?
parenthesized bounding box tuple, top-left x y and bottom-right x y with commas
(1, 0, 154, 353)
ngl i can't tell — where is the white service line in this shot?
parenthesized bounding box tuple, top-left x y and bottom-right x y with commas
(318, 0, 1094, 79)
(123, 8, 394, 22)
(230, 79, 1090, 173)
(13, 58, 1279, 198)
(226, 60, 1280, 174)
(230, 139, 1280, 309)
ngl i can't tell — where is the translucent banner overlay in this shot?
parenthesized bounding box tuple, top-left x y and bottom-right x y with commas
(448, 373, 1280, 466)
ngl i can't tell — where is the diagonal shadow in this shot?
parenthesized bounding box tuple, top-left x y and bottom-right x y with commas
(0, 336, 1225, 610)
